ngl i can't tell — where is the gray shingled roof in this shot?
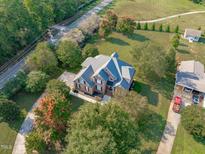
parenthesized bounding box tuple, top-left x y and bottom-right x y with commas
(176, 60, 205, 93)
(74, 65, 95, 87)
(74, 52, 136, 90)
(184, 29, 202, 38)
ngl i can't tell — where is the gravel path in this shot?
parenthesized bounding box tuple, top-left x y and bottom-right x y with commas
(137, 10, 205, 23)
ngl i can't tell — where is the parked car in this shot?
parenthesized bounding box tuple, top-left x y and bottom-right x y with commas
(173, 96, 182, 113)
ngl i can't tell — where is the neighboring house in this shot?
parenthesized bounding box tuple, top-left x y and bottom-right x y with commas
(184, 28, 202, 42)
(175, 60, 205, 107)
(73, 52, 135, 98)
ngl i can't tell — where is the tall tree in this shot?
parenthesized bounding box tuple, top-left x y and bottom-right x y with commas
(26, 42, 58, 74)
(65, 103, 138, 153)
(56, 40, 82, 68)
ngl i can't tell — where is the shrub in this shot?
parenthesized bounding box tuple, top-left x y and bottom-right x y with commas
(171, 34, 180, 49)
(152, 23, 156, 31)
(82, 44, 99, 60)
(56, 40, 82, 68)
(175, 25, 179, 33)
(26, 71, 49, 93)
(166, 25, 170, 32)
(0, 98, 20, 121)
(181, 106, 205, 139)
(159, 24, 163, 32)
(116, 17, 136, 34)
(144, 23, 148, 30)
(2, 70, 27, 98)
(26, 131, 46, 154)
(137, 22, 141, 30)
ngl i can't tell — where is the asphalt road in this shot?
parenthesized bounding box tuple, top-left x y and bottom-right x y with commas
(0, 0, 113, 90)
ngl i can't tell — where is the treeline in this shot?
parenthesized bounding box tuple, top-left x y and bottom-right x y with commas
(0, 0, 95, 65)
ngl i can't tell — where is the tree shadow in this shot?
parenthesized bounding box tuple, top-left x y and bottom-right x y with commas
(106, 37, 130, 46)
(138, 110, 166, 143)
(199, 37, 205, 44)
(177, 49, 190, 54)
(127, 33, 150, 42)
(179, 42, 188, 47)
(193, 135, 205, 145)
(153, 75, 175, 100)
(133, 81, 159, 106)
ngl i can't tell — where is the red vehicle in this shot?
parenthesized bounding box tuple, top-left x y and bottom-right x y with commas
(172, 96, 182, 113)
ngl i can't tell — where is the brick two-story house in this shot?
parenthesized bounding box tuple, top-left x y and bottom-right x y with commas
(73, 52, 135, 97)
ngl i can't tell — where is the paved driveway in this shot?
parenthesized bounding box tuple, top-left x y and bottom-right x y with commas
(58, 71, 76, 88)
(157, 101, 181, 154)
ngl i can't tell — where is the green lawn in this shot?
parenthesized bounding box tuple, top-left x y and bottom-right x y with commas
(109, 0, 205, 20)
(0, 91, 41, 154)
(172, 124, 205, 154)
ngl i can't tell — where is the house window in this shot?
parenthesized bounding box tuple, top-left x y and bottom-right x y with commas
(80, 78, 84, 84)
(97, 79, 102, 84)
(97, 85, 102, 91)
(77, 84, 80, 89)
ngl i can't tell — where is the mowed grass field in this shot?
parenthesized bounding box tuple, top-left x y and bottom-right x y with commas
(109, 0, 205, 20)
(88, 30, 205, 153)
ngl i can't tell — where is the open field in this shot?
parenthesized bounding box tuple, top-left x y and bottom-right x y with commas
(109, 0, 205, 20)
(172, 124, 205, 154)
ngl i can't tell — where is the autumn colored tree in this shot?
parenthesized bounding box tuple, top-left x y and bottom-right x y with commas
(99, 18, 112, 38)
(106, 10, 118, 30)
(116, 17, 136, 34)
(34, 94, 71, 150)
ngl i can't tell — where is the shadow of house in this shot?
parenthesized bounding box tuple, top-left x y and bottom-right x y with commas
(134, 81, 159, 106)
(107, 37, 130, 46)
(127, 33, 150, 42)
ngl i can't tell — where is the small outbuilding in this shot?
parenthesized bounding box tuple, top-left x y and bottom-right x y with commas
(184, 28, 202, 42)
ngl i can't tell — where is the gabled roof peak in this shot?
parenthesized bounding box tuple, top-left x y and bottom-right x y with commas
(111, 52, 119, 59)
